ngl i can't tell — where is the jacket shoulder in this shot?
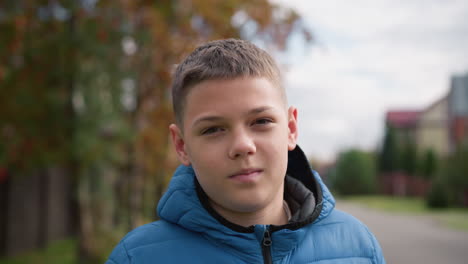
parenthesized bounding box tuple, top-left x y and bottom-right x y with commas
(106, 220, 242, 264)
(297, 209, 385, 264)
(123, 220, 199, 249)
(106, 220, 202, 264)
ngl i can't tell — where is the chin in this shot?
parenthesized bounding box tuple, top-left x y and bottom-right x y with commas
(227, 197, 269, 213)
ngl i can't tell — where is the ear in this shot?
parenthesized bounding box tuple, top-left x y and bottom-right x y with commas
(169, 124, 191, 166)
(287, 106, 298, 151)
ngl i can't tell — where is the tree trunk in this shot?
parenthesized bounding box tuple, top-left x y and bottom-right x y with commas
(129, 160, 144, 229)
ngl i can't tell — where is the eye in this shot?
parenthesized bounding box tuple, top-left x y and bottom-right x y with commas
(253, 118, 273, 126)
(201, 126, 223, 135)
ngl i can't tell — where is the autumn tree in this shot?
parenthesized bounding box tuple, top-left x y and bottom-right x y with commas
(0, 0, 84, 256)
(1, 0, 312, 262)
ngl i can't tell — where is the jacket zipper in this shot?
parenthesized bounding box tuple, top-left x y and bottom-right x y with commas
(261, 227, 273, 264)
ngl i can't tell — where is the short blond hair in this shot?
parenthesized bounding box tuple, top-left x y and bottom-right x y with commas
(171, 39, 283, 127)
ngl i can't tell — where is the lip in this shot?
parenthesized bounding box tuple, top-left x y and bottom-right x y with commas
(229, 168, 263, 182)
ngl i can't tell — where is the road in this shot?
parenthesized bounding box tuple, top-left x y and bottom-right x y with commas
(336, 200, 468, 264)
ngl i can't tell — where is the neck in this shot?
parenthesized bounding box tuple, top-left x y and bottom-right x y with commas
(210, 187, 288, 227)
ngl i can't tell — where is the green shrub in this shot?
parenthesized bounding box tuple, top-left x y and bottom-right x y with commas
(429, 145, 468, 207)
(426, 180, 450, 208)
(331, 149, 377, 196)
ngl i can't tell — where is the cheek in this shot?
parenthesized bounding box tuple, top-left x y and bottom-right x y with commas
(185, 139, 208, 163)
(259, 126, 290, 150)
(186, 142, 225, 177)
(189, 136, 230, 160)
(259, 129, 290, 168)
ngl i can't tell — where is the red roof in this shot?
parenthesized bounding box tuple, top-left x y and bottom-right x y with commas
(386, 111, 421, 128)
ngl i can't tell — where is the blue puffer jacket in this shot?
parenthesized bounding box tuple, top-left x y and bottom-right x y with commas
(106, 146, 385, 264)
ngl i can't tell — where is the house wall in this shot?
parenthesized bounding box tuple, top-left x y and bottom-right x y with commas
(416, 97, 450, 157)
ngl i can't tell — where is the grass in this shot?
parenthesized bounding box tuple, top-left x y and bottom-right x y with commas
(345, 195, 428, 213)
(344, 195, 468, 231)
(0, 239, 77, 264)
(432, 210, 468, 231)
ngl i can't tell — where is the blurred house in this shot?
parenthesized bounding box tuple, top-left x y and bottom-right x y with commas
(413, 72, 468, 156)
(415, 95, 450, 157)
(381, 72, 468, 197)
(386, 110, 421, 142)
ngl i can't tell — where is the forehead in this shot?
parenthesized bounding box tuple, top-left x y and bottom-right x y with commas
(183, 77, 286, 126)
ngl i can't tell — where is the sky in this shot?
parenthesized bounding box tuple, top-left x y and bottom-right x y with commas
(272, 0, 468, 162)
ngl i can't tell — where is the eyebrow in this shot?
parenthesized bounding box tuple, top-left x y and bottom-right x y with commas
(191, 106, 274, 127)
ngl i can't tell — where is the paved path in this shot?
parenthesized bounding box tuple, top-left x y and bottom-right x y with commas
(336, 200, 468, 264)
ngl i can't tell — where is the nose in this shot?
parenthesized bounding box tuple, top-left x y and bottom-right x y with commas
(228, 128, 256, 159)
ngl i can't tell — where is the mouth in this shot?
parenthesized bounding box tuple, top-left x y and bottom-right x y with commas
(229, 168, 263, 182)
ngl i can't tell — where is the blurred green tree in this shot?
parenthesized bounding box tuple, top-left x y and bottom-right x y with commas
(419, 149, 437, 179)
(401, 140, 417, 175)
(331, 149, 377, 196)
(378, 126, 400, 173)
(440, 145, 468, 206)
(0, 1, 76, 170)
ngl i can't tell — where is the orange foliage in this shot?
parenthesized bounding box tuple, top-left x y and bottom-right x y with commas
(117, 0, 311, 187)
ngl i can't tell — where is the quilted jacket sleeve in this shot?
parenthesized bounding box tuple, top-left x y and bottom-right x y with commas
(368, 229, 386, 264)
(105, 241, 131, 264)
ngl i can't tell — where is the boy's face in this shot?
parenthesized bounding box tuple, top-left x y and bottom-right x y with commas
(169, 77, 298, 219)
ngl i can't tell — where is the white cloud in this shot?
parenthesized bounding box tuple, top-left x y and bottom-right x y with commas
(275, 0, 468, 162)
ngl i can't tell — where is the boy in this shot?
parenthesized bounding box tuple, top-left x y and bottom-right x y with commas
(106, 39, 385, 263)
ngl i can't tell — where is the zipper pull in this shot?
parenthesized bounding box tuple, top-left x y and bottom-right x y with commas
(263, 228, 272, 247)
(261, 228, 273, 264)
